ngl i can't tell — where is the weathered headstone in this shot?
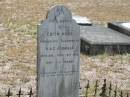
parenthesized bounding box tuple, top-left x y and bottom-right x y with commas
(37, 5, 80, 97)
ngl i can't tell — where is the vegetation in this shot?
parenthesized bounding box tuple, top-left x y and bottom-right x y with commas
(0, 0, 130, 94)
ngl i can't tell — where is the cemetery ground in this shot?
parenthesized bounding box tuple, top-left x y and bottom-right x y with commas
(0, 0, 130, 95)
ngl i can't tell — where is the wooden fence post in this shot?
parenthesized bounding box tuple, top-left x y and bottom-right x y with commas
(127, 92, 129, 97)
(6, 88, 12, 97)
(94, 80, 98, 96)
(100, 79, 107, 97)
(120, 90, 123, 97)
(114, 85, 117, 97)
(16, 88, 23, 97)
(109, 81, 112, 97)
(27, 88, 33, 97)
(85, 80, 90, 97)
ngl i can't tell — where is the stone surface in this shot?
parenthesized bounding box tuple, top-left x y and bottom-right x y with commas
(121, 22, 130, 29)
(80, 25, 130, 45)
(73, 16, 92, 26)
(108, 22, 130, 36)
(37, 5, 80, 97)
(80, 25, 130, 55)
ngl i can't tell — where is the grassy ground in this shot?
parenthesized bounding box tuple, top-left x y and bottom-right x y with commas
(0, 0, 130, 95)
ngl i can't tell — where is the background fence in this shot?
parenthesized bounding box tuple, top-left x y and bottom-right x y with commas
(0, 79, 129, 97)
(80, 79, 129, 97)
(0, 88, 34, 97)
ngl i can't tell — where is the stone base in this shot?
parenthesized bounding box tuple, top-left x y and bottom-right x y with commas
(81, 39, 130, 55)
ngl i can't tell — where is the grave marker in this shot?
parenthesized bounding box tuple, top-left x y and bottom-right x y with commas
(108, 22, 130, 36)
(80, 25, 130, 55)
(37, 5, 80, 97)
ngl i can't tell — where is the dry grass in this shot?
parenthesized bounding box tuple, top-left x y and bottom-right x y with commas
(0, 0, 130, 25)
(0, 0, 130, 94)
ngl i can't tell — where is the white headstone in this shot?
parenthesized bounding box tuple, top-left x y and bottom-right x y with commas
(37, 5, 80, 97)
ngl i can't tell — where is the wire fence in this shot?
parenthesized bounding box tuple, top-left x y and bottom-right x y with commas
(0, 88, 34, 97)
(0, 79, 129, 97)
(80, 79, 129, 97)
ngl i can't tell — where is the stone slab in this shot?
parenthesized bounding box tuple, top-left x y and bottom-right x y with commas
(37, 5, 80, 97)
(80, 25, 130, 45)
(80, 25, 130, 55)
(108, 22, 130, 36)
(73, 16, 92, 26)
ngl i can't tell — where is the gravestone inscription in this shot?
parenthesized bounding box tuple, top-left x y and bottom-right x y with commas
(37, 5, 80, 97)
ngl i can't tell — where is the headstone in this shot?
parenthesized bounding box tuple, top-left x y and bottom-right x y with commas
(37, 5, 80, 97)
(108, 22, 130, 36)
(80, 25, 130, 55)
